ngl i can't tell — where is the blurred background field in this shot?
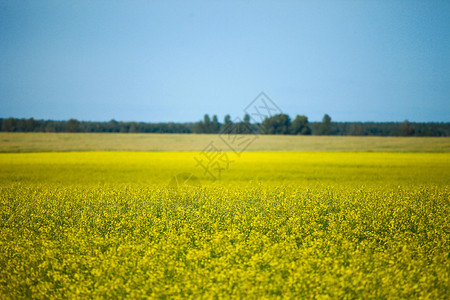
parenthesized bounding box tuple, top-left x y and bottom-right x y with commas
(1, 132, 449, 153)
(0, 152, 449, 187)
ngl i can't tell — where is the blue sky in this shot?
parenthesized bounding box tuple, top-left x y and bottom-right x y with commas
(1, 0, 449, 123)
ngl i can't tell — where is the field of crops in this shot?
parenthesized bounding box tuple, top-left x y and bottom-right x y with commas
(1, 151, 449, 298)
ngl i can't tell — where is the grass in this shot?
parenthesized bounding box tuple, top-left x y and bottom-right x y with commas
(0, 132, 449, 152)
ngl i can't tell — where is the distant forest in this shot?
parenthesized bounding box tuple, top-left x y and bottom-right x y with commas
(1, 114, 449, 136)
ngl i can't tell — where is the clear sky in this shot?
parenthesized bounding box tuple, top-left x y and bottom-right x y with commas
(1, 0, 449, 123)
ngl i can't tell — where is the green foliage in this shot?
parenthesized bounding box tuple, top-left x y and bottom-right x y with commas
(261, 114, 291, 134)
(211, 115, 220, 133)
(314, 114, 332, 135)
(1, 117, 449, 136)
(66, 119, 80, 132)
(193, 114, 221, 134)
(290, 115, 311, 135)
(397, 120, 415, 136)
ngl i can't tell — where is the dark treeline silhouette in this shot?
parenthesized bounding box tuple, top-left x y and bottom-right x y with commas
(1, 115, 449, 136)
(0, 118, 193, 133)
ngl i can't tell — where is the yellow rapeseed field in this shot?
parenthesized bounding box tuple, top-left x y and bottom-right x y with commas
(0, 152, 449, 298)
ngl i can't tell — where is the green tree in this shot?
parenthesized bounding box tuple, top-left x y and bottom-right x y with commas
(25, 118, 38, 132)
(348, 123, 364, 136)
(192, 122, 203, 133)
(244, 114, 251, 125)
(262, 114, 291, 134)
(44, 122, 56, 132)
(235, 114, 252, 134)
(66, 119, 80, 132)
(16, 119, 27, 132)
(193, 114, 213, 133)
(224, 115, 231, 126)
(222, 115, 233, 133)
(290, 115, 311, 135)
(211, 115, 220, 133)
(315, 114, 332, 135)
(129, 122, 137, 133)
(203, 114, 211, 133)
(107, 119, 119, 132)
(2, 118, 16, 132)
(397, 120, 415, 136)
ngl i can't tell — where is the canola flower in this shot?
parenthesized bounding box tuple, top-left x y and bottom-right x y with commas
(0, 152, 449, 298)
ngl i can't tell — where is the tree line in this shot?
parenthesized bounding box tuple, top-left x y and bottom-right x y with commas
(1, 115, 449, 136)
